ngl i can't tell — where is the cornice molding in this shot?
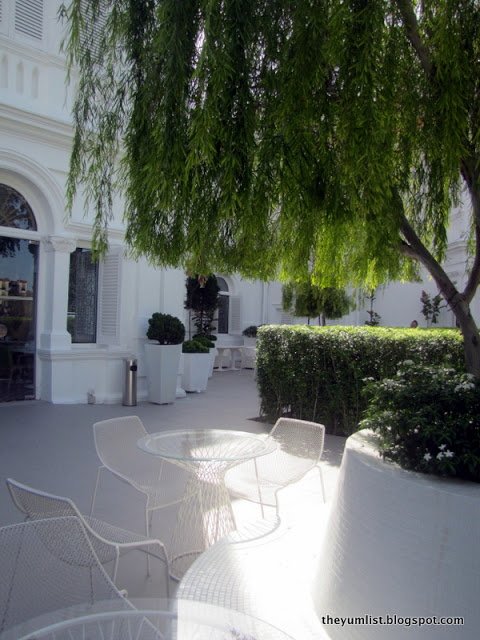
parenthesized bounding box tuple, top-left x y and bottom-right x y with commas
(0, 103, 73, 148)
(0, 35, 66, 70)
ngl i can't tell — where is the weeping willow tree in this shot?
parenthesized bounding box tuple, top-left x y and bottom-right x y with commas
(61, 0, 480, 375)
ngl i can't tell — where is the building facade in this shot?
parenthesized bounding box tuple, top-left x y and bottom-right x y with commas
(0, 1, 476, 404)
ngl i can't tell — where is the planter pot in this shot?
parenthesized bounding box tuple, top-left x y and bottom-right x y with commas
(313, 429, 480, 639)
(144, 342, 182, 404)
(182, 352, 210, 392)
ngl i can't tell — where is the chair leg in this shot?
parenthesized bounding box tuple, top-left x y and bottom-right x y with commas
(165, 560, 170, 598)
(145, 508, 151, 576)
(112, 548, 120, 583)
(254, 458, 265, 518)
(90, 466, 104, 516)
(318, 465, 326, 503)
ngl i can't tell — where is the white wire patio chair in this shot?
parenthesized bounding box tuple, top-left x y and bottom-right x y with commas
(225, 417, 326, 518)
(6, 478, 170, 596)
(91, 416, 188, 542)
(0, 516, 138, 640)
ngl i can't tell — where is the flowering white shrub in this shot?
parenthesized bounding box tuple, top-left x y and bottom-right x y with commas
(361, 362, 480, 482)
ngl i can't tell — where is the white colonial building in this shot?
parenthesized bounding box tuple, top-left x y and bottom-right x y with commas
(0, 1, 476, 404)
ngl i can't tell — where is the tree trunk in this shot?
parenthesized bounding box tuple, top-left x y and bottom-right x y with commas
(449, 299, 480, 377)
(400, 215, 480, 376)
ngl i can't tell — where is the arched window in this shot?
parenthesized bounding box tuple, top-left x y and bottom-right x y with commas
(216, 276, 230, 334)
(0, 184, 37, 230)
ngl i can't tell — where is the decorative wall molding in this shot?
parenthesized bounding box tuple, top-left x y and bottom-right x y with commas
(44, 234, 75, 253)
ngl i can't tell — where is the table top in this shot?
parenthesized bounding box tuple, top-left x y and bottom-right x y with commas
(138, 429, 276, 463)
(4, 599, 294, 640)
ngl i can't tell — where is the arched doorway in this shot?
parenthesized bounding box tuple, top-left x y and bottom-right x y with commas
(0, 184, 38, 401)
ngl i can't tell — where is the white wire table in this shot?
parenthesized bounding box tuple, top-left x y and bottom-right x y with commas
(1, 599, 294, 639)
(137, 429, 277, 579)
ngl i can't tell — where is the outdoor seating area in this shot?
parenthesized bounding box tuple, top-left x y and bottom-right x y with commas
(0, 370, 344, 639)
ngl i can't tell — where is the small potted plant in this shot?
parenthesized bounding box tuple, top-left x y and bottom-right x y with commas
(193, 334, 217, 378)
(181, 339, 210, 392)
(242, 325, 258, 347)
(144, 313, 185, 404)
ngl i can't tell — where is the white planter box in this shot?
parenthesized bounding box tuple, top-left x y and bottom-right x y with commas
(182, 352, 210, 392)
(313, 429, 480, 639)
(144, 343, 182, 404)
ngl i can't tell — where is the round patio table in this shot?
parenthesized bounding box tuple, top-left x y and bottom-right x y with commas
(138, 429, 276, 579)
(5, 599, 294, 640)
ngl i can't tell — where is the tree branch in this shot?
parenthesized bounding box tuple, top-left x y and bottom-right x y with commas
(395, 0, 433, 77)
(464, 230, 480, 303)
(399, 214, 464, 311)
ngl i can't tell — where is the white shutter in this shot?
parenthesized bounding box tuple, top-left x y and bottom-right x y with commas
(97, 249, 122, 345)
(15, 0, 43, 40)
(80, 0, 108, 55)
(229, 295, 241, 335)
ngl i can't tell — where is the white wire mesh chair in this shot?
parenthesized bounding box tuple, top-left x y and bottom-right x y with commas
(0, 516, 136, 640)
(91, 417, 188, 541)
(225, 417, 326, 517)
(6, 478, 170, 596)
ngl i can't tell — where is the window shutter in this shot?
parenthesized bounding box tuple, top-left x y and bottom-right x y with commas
(15, 0, 43, 40)
(97, 249, 122, 345)
(229, 295, 241, 335)
(80, 0, 108, 55)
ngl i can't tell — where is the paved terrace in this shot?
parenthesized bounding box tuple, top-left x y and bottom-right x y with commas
(0, 369, 345, 634)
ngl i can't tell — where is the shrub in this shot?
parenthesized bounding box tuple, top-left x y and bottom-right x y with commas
(360, 361, 480, 483)
(242, 325, 258, 337)
(192, 335, 215, 348)
(146, 313, 185, 345)
(182, 340, 209, 353)
(256, 325, 464, 436)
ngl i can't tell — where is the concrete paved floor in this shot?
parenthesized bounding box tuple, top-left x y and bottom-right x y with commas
(0, 369, 345, 613)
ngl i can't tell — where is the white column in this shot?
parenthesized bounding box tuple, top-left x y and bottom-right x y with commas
(39, 235, 76, 350)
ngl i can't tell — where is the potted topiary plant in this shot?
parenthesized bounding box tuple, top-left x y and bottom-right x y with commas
(193, 334, 217, 378)
(144, 312, 185, 404)
(181, 339, 210, 392)
(242, 325, 258, 347)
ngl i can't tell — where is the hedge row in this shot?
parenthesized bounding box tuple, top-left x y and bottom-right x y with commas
(256, 325, 464, 436)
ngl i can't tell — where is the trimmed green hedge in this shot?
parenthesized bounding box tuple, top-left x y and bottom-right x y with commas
(256, 325, 464, 436)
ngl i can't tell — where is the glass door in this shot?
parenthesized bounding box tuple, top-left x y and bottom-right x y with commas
(0, 237, 38, 401)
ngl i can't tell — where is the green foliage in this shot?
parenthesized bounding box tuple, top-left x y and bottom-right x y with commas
(61, 0, 480, 286)
(282, 281, 354, 324)
(256, 325, 464, 436)
(146, 313, 185, 345)
(192, 335, 215, 349)
(420, 290, 446, 326)
(242, 325, 258, 338)
(61, 0, 480, 372)
(185, 275, 220, 335)
(203, 333, 217, 342)
(360, 361, 480, 483)
(364, 290, 382, 326)
(182, 340, 209, 354)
